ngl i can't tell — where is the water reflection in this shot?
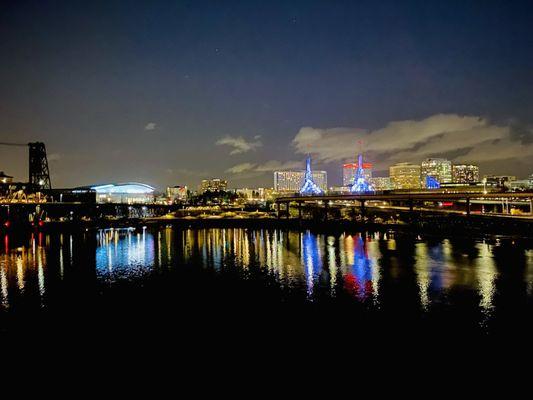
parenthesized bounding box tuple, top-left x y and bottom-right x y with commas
(0, 228, 531, 332)
(0, 233, 50, 309)
(96, 228, 155, 280)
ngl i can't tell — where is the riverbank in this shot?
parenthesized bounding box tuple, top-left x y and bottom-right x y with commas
(3, 212, 532, 244)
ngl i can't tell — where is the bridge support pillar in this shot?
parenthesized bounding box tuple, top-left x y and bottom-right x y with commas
(466, 197, 471, 217)
(298, 201, 302, 220)
(360, 200, 366, 218)
(276, 202, 280, 219)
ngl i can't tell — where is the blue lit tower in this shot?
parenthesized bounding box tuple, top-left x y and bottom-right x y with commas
(350, 153, 373, 193)
(425, 175, 440, 189)
(300, 155, 323, 195)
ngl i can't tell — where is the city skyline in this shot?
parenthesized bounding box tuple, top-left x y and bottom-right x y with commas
(1, 1, 532, 188)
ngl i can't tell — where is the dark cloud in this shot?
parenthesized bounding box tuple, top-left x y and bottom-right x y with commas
(292, 114, 533, 171)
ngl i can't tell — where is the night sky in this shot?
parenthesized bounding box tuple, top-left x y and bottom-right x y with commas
(1, 0, 532, 189)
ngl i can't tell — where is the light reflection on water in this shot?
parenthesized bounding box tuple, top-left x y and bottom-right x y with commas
(0, 228, 531, 326)
(96, 228, 155, 280)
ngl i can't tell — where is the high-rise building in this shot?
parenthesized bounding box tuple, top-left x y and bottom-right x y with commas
(389, 163, 421, 190)
(369, 177, 392, 191)
(452, 164, 480, 183)
(343, 162, 372, 186)
(200, 178, 228, 193)
(166, 185, 188, 202)
(235, 187, 275, 201)
(274, 170, 327, 192)
(421, 158, 452, 186)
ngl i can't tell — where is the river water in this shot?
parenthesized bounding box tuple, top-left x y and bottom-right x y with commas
(1, 227, 532, 337)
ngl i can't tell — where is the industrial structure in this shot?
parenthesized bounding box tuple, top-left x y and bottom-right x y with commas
(0, 141, 52, 189)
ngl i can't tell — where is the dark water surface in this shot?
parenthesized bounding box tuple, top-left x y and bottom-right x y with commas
(1, 227, 532, 338)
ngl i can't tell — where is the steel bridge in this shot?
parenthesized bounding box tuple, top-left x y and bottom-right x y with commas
(0, 141, 52, 189)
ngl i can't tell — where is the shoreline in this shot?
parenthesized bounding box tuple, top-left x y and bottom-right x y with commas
(2, 214, 532, 245)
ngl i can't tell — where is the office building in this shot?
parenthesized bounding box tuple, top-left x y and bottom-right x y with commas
(200, 178, 228, 193)
(389, 163, 421, 190)
(452, 164, 480, 183)
(369, 177, 392, 191)
(274, 170, 327, 192)
(421, 158, 452, 186)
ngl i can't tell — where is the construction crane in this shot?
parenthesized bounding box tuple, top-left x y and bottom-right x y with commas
(0, 142, 52, 189)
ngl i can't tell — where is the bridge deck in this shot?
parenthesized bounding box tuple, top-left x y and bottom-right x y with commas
(275, 192, 533, 203)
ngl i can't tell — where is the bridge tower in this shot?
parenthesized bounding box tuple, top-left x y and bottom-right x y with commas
(300, 155, 323, 195)
(28, 142, 52, 190)
(350, 152, 373, 193)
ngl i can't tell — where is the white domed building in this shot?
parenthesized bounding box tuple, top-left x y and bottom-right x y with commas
(89, 182, 155, 204)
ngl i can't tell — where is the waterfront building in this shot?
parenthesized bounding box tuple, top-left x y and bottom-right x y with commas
(369, 177, 392, 191)
(166, 185, 188, 202)
(439, 182, 489, 193)
(274, 170, 327, 193)
(389, 163, 421, 190)
(508, 174, 533, 191)
(483, 175, 516, 189)
(343, 162, 372, 186)
(235, 187, 274, 201)
(452, 164, 480, 183)
(87, 182, 155, 204)
(0, 171, 13, 184)
(200, 178, 228, 193)
(421, 158, 452, 186)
